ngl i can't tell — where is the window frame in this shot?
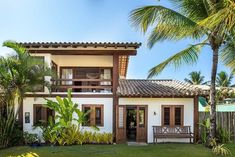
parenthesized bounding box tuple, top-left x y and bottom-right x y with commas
(161, 105, 184, 127)
(33, 104, 54, 126)
(82, 104, 104, 127)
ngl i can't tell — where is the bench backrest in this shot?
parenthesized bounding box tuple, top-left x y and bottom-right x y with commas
(153, 126, 191, 134)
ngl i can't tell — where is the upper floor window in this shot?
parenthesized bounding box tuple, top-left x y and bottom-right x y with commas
(162, 105, 184, 126)
(82, 104, 104, 126)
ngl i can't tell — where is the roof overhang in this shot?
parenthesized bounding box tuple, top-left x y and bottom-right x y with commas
(19, 42, 141, 78)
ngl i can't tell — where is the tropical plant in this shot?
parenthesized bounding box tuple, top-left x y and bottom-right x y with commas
(0, 41, 52, 148)
(209, 138, 217, 148)
(212, 144, 232, 156)
(184, 71, 206, 85)
(216, 71, 233, 87)
(217, 125, 231, 144)
(130, 0, 235, 140)
(23, 132, 39, 145)
(41, 89, 101, 146)
(0, 106, 23, 148)
(81, 131, 113, 144)
(199, 118, 211, 144)
(0, 41, 52, 126)
(44, 89, 91, 128)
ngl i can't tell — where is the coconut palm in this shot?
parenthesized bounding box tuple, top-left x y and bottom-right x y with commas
(0, 41, 52, 148)
(216, 71, 233, 87)
(130, 0, 235, 139)
(184, 71, 206, 85)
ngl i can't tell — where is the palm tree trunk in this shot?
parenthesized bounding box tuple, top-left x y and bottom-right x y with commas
(209, 47, 219, 139)
(18, 94, 24, 129)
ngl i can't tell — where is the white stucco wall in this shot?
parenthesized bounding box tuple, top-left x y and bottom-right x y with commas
(23, 97, 113, 137)
(119, 98, 195, 143)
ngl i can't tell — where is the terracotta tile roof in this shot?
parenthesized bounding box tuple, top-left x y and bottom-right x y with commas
(117, 79, 209, 97)
(19, 42, 141, 49)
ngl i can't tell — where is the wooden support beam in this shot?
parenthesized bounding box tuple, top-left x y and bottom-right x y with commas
(113, 54, 119, 143)
(194, 96, 199, 143)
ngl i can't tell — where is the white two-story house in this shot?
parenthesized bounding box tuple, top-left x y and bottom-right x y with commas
(18, 42, 207, 143)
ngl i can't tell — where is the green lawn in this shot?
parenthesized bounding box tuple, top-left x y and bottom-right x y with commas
(1, 143, 235, 157)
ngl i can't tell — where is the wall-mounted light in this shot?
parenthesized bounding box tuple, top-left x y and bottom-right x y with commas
(25, 112, 30, 123)
(153, 111, 156, 116)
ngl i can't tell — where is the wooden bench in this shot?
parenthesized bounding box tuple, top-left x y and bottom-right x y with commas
(152, 126, 194, 144)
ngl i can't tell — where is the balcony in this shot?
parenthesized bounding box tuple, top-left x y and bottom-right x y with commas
(51, 78, 112, 93)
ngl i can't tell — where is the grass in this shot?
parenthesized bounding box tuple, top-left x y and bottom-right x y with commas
(1, 143, 235, 157)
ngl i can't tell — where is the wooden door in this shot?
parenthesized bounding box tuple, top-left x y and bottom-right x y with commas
(116, 105, 126, 143)
(136, 106, 148, 142)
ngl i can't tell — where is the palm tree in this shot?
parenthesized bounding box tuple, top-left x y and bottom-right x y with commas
(0, 41, 52, 128)
(130, 0, 235, 139)
(184, 71, 206, 85)
(216, 71, 233, 87)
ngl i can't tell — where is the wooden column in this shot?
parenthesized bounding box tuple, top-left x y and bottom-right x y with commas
(194, 96, 199, 143)
(113, 54, 119, 143)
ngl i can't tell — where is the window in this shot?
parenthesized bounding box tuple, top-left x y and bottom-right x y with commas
(118, 106, 124, 128)
(33, 104, 54, 125)
(61, 68, 73, 85)
(82, 105, 104, 126)
(162, 105, 184, 126)
(83, 106, 91, 126)
(174, 107, 182, 126)
(139, 107, 145, 127)
(163, 107, 170, 125)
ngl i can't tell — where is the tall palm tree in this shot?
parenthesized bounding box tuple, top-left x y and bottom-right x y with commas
(216, 71, 233, 87)
(0, 41, 52, 128)
(130, 0, 235, 139)
(184, 71, 206, 85)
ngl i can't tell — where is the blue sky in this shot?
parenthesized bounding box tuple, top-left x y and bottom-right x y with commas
(0, 0, 233, 83)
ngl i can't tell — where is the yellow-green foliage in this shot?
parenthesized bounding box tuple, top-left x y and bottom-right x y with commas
(212, 144, 232, 156)
(81, 131, 113, 144)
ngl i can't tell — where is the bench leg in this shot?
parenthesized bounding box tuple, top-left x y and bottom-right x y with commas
(153, 137, 157, 144)
(190, 137, 192, 144)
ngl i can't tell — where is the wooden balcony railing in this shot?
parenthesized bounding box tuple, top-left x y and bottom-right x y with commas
(51, 78, 113, 93)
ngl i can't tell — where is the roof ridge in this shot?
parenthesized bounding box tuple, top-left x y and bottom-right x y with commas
(120, 79, 173, 81)
(18, 41, 141, 46)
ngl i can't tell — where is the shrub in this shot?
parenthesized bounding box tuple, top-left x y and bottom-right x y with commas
(81, 131, 113, 144)
(23, 132, 39, 145)
(212, 144, 232, 156)
(216, 125, 231, 144)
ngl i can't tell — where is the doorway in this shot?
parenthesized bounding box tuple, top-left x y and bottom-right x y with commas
(125, 105, 148, 142)
(126, 106, 137, 141)
(116, 105, 148, 143)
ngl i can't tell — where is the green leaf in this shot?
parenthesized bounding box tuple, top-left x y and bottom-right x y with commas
(148, 42, 206, 78)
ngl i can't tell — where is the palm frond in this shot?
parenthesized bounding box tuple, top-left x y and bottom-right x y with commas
(168, 0, 210, 21)
(3, 41, 28, 58)
(216, 71, 233, 87)
(184, 71, 205, 85)
(130, 5, 203, 48)
(148, 42, 206, 78)
(198, 0, 235, 32)
(221, 39, 235, 69)
(184, 78, 193, 84)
